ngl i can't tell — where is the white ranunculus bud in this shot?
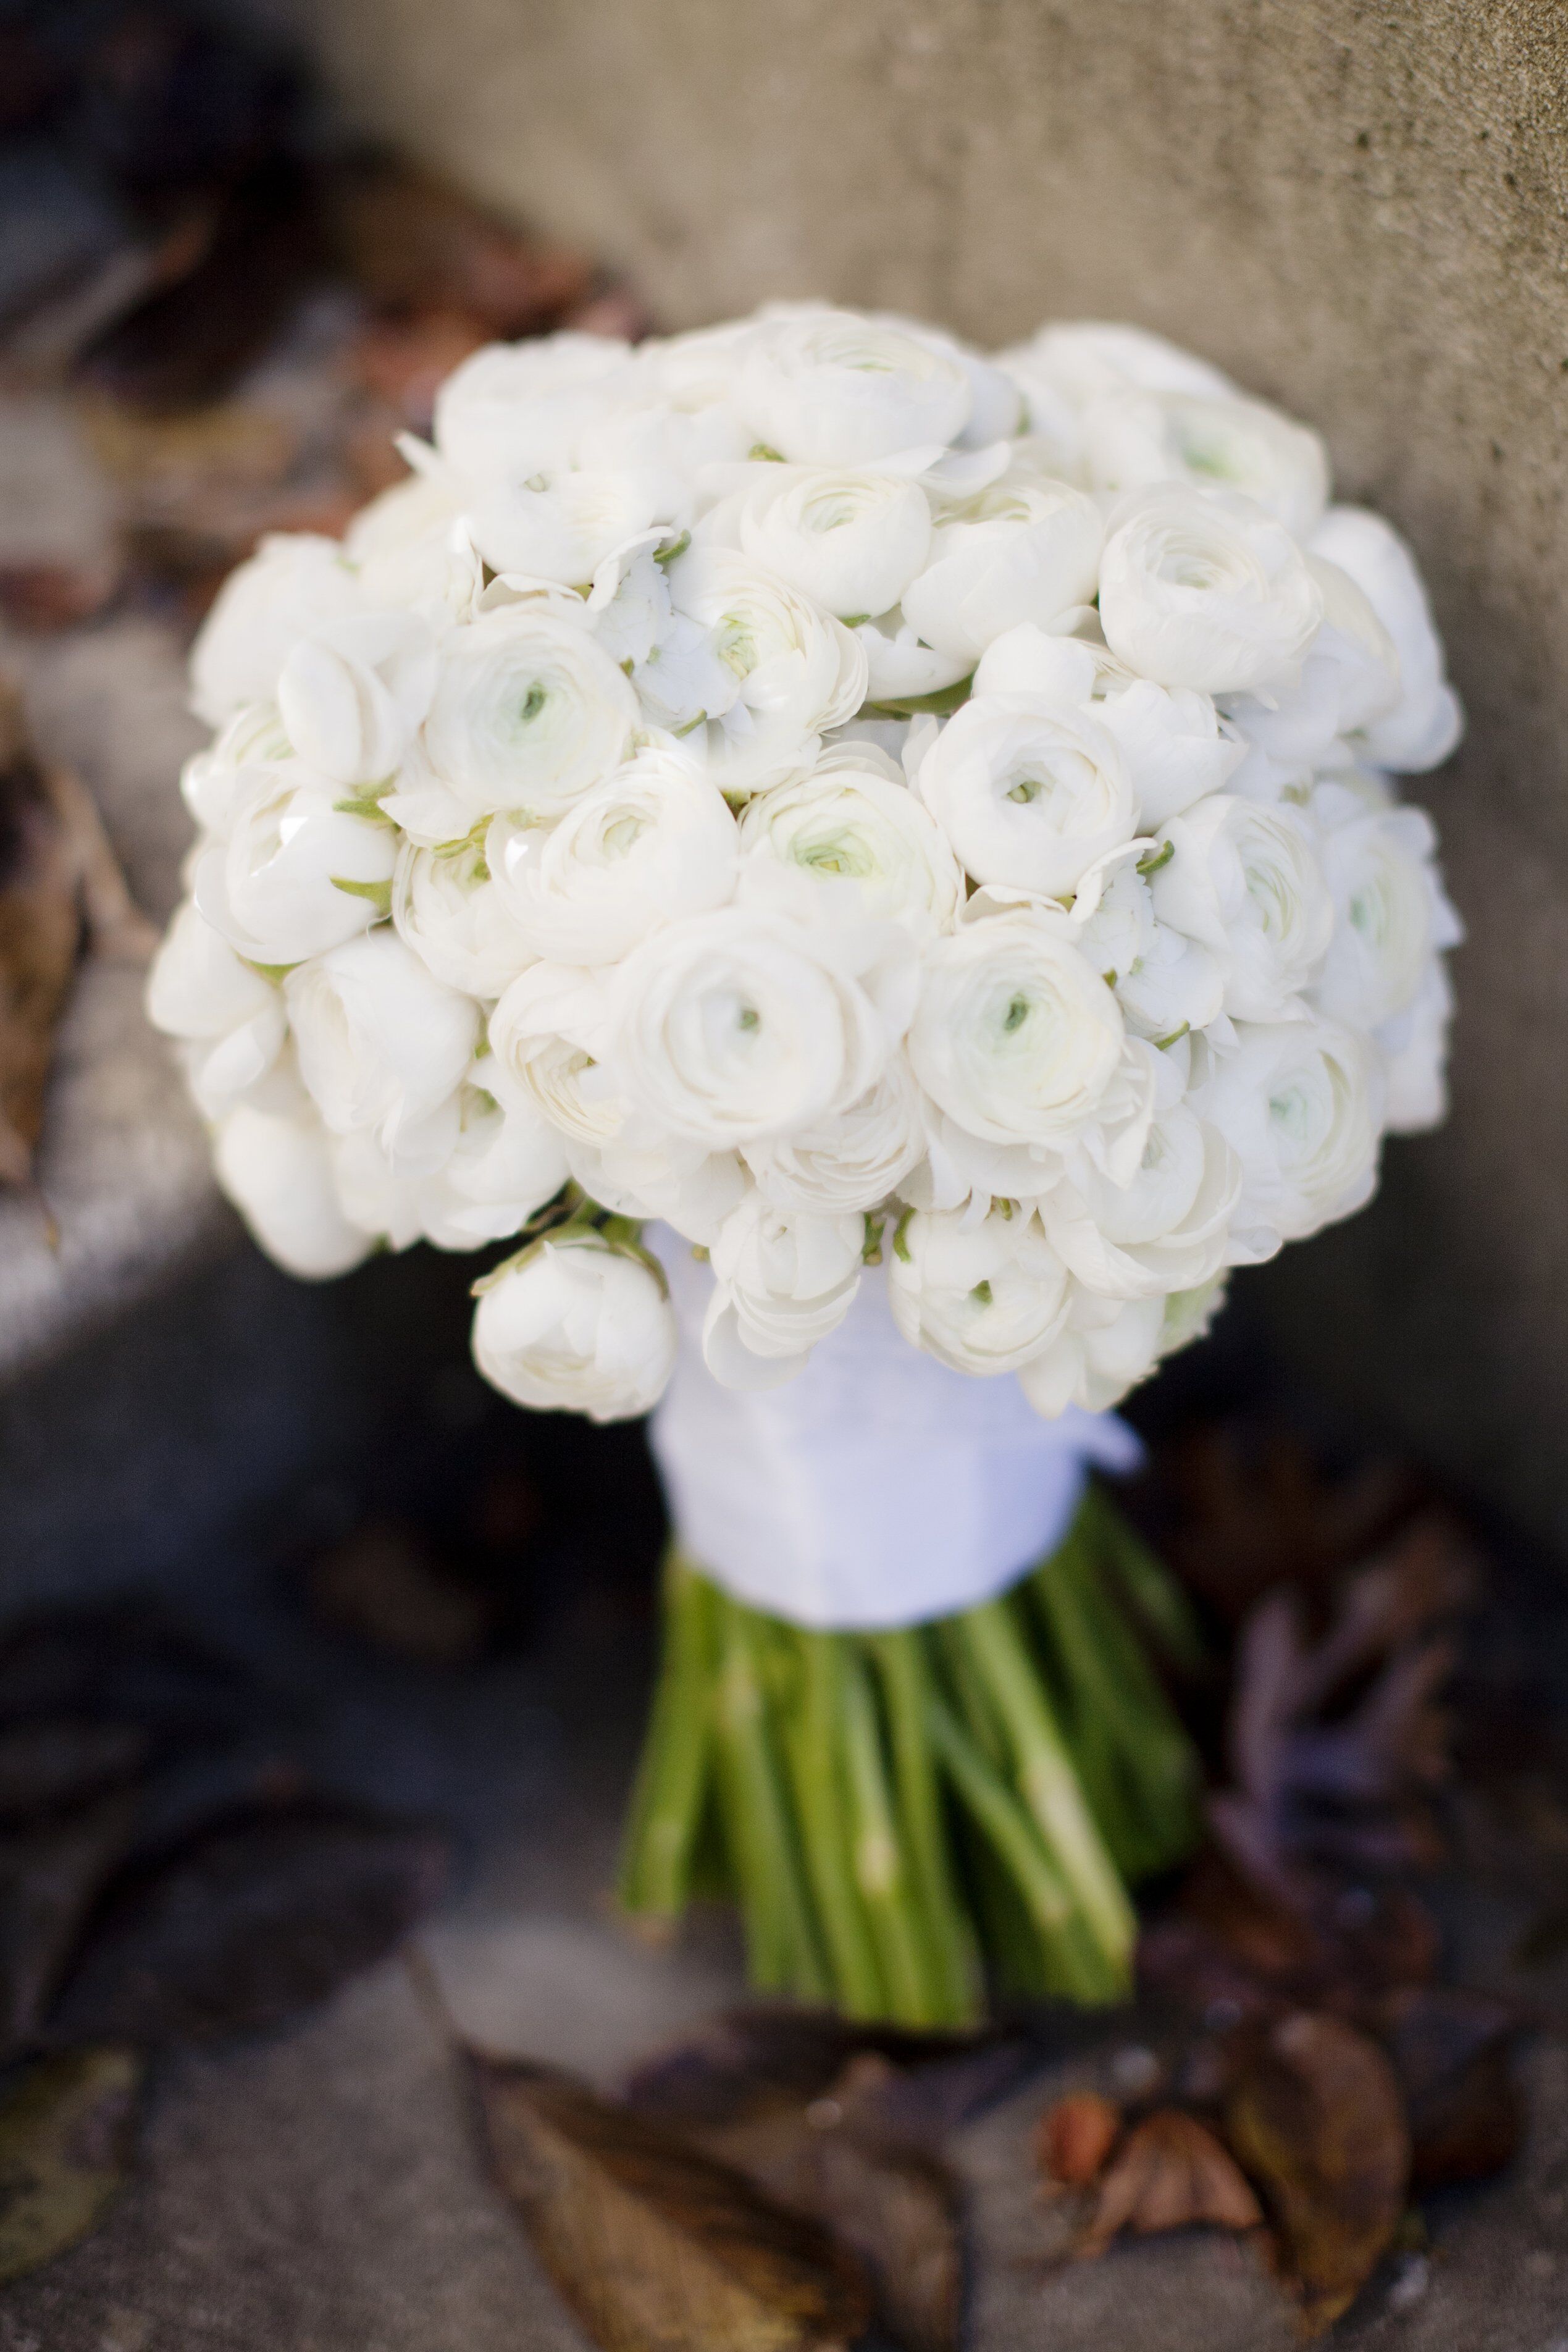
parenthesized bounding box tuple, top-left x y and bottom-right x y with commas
(1221, 556, 1401, 776)
(392, 829, 536, 999)
(285, 928, 479, 1173)
(472, 1232, 677, 1422)
(422, 608, 639, 821)
(416, 1068, 569, 1248)
(1042, 1107, 1241, 1301)
(1076, 863, 1228, 1043)
(488, 747, 739, 965)
(180, 703, 293, 833)
(915, 691, 1136, 894)
(999, 321, 1235, 464)
(609, 907, 890, 1147)
(736, 308, 971, 464)
(190, 534, 362, 728)
(1310, 786, 1460, 1031)
(342, 471, 480, 622)
(876, 315, 1023, 447)
(146, 900, 287, 1121)
(1018, 1289, 1167, 1416)
(900, 479, 1103, 666)
(488, 962, 628, 1148)
(467, 468, 679, 586)
(665, 547, 868, 796)
(909, 912, 1124, 1156)
(888, 1204, 1070, 1375)
(1084, 388, 1330, 539)
(1191, 1018, 1380, 1254)
(739, 750, 962, 937)
(1098, 486, 1322, 695)
(737, 466, 932, 620)
(1152, 794, 1335, 1022)
(568, 1133, 746, 1245)
(277, 613, 437, 787)
(191, 763, 398, 967)
(744, 1059, 924, 1214)
(214, 1083, 372, 1279)
(702, 1193, 865, 1387)
(1307, 507, 1462, 770)
(1375, 957, 1454, 1135)
(432, 334, 638, 482)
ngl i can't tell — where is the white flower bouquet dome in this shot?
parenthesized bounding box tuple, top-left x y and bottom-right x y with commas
(150, 304, 1462, 2021)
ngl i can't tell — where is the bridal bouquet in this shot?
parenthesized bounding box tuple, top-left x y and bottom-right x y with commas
(149, 304, 1461, 2022)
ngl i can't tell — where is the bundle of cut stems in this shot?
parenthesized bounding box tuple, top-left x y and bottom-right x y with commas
(619, 1485, 1202, 2025)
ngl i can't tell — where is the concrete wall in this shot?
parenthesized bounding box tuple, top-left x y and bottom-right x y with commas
(249, 0, 1568, 1540)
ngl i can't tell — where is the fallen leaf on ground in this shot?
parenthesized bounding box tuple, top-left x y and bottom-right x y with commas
(468, 2053, 871, 2352)
(1037, 2091, 1121, 2187)
(1225, 2010, 1409, 2335)
(1381, 1986, 1522, 2191)
(700, 2054, 965, 2352)
(46, 1804, 447, 2045)
(1075, 2108, 1262, 2259)
(1163, 1426, 1417, 1620)
(306, 1516, 500, 1667)
(0, 692, 83, 1188)
(322, 155, 593, 334)
(0, 2046, 143, 2285)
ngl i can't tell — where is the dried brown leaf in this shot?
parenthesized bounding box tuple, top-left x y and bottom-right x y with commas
(1225, 2011, 1409, 2335)
(1165, 1426, 1417, 1619)
(0, 2046, 143, 2285)
(1076, 2108, 1262, 2258)
(1381, 1986, 1522, 2192)
(46, 1805, 447, 2046)
(0, 694, 81, 1188)
(1036, 2091, 1121, 2187)
(468, 2054, 871, 2352)
(323, 156, 593, 334)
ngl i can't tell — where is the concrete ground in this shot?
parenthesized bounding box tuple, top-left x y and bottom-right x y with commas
(0, 1548, 1563, 2352)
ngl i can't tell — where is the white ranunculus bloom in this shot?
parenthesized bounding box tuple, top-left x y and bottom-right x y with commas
(180, 703, 294, 833)
(568, 1133, 747, 1245)
(190, 534, 362, 728)
(214, 1083, 372, 1279)
(1042, 1107, 1241, 1301)
(1084, 388, 1330, 539)
(392, 828, 537, 999)
(1099, 486, 1322, 695)
(343, 470, 481, 623)
(1000, 321, 1234, 452)
(285, 928, 479, 1173)
(973, 625, 1241, 828)
(1018, 1288, 1167, 1416)
(1308, 506, 1462, 770)
(416, 1069, 569, 1248)
(422, 608, 639, 820)
(853, 611, 971, 704)
(1152, 794, 1335, 1021)
(702, 1193, 865, 1387)
(609, 907, 890, 1147)
(1221, 556, 1401, 776)
(191, 762, 398, 968)
(1310, 785, 1459, 1030)
(739, 750, 962, 936)
(278, 613, 437, 787)
(488, 747, 739, 965)
(488, 962, 629, 1148)
(1076, 862, 1228, 1043)
(900, 479, 1103, 666)
(473, 1231, 677, 1421)
(432, 334, 638, 482)
(146, 899, 287, 1120)
(745, 1059, 924, 1213)
(467, 468, 680, 587)
(909, 912, 1124, 1149)
(876, 316, 1023, 447)
(736, 466, 932, 620)
(736, 308, 971, 464)
(1191, 1018, 1380, 1254)
(888, 1203, 1070, 1374)
(665, 547, 867, 795)
(1376, 956, 1454, 1134)
(916, 691, 1136, 894)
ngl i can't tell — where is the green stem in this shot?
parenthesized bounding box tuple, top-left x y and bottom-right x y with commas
(840, 1649, 940, 2025)
(783, 1632, 886, 2017)
(870, 1631, 976, 2025)
(711, 1595, 830, 2000)
(955, 1597, 1135, 1984)
(618, 1552, 715, 1923)
(925, 1696, 1110, 2004)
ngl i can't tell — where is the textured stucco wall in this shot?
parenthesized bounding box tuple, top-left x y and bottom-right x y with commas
(247, 0, 1568, 1538)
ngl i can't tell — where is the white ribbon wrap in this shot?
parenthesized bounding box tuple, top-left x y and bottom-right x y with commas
(647, 1230, 1142, 1631)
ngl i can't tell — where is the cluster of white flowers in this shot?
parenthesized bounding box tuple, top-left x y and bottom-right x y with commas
(149, 306, 1462, 1424)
